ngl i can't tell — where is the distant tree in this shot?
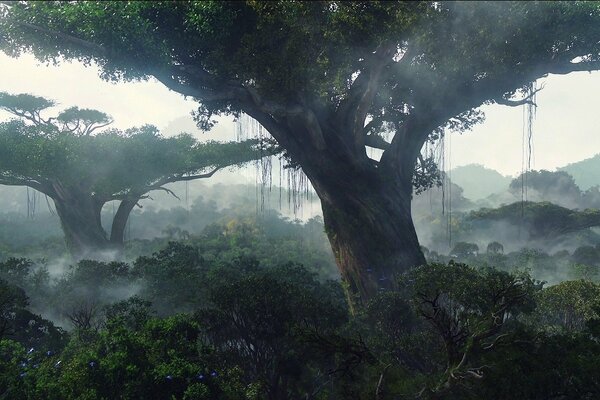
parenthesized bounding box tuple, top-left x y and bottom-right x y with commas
(486, 241, 504, 255)
(450, 242, 479, 259)
(470, 201, 600, 240)
(4, 1, 600, 302)
(510, 170, 582, 206)
(571, 245, 600, 267)
(0, 93, 265, 257)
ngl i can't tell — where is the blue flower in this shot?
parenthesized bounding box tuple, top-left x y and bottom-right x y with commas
(89, 361, 96, 368)
(19, 372, 27, 378)
(197, 374, 205, 380)
(46, 351, 53, 356)
(210, 371, 218, 377)
(165, 375, 173, 380)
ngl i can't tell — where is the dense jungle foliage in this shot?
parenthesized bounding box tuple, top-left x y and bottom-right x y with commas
(1, 252, 600, 399)
(1, 200, 600, 399)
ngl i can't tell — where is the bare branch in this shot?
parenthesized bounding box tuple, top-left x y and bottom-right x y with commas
(495, 85, 544, 107)
(2, 107, 44, 126)
(152, 186, 181, 200)
(177, 166, 223, 181)
(85, 120, 113, 135)
(375, 363, 392, 400)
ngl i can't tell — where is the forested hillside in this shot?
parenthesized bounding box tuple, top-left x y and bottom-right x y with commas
(560, 153, 600, 190)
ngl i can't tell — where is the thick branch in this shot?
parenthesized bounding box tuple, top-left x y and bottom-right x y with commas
(176, 166, 223, 181)
(16, 21, 107, 55)
(365, 134, 390, 151)
(108, 166, 223, 204)
(154, 70, 242, 102)
(152, 186, 181, 200)
(0, 175, 51, 195)
(352, 42, 396, 149)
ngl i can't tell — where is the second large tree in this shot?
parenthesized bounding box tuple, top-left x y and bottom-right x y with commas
(0, 92, 263, 258)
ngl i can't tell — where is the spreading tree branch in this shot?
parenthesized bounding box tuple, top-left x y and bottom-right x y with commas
(152, 186, 181, 200)
(0, 175, 49, 195)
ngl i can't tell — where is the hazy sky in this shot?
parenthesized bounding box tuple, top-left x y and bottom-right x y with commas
(1, 52, 599, 178)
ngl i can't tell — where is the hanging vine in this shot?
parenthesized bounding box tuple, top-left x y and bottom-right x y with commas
(236, 113, 313, 216)
(521, 82, 537, 217)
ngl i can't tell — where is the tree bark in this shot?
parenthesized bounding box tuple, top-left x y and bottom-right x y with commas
(53, 194, 112, 258)
(302, 153, 425, 307)
(320, 181, 424, 307)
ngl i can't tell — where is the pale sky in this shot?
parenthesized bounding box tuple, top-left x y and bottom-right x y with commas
(1, 52, 599, 178)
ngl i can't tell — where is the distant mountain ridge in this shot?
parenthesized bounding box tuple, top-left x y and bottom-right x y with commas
(449, 164, 512, 200)
(559, 153, 600, 190)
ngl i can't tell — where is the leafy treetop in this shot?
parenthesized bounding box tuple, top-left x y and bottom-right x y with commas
(0, 92, 265, 203)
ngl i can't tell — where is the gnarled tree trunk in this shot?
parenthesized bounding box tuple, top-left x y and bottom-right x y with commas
(303, 156, 425, 307)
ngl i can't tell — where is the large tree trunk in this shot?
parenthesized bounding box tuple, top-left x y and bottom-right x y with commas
(51, 183, 112, 258)
(303, 155, 426, 307)
(249, 109, 430, 308)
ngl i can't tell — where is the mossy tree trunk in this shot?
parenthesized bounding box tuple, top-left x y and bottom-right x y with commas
(300, 148, 425, 308)
(319, 179, 424, 306)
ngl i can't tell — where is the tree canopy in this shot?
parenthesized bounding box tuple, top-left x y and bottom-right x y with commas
(0, 92, 265, 256)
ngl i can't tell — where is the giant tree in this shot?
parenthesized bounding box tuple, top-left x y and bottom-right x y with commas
(3, 1, 600, 303)
(0, 92, 263, 257)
